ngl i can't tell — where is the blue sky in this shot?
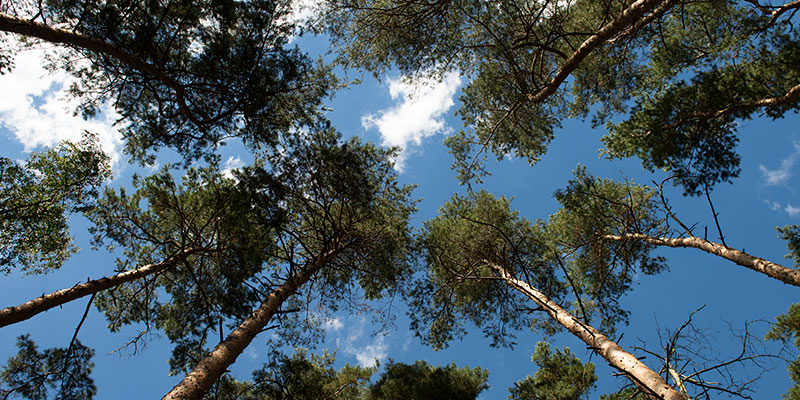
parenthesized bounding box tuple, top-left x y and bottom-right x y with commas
(1, 18, 799, 400)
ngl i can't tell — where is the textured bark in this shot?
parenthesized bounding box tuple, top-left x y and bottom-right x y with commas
(528, 0, 672, 103)
(162, 252, 335, 400)
(0, 12, 201, 125)
(604, 234, 800, 287)
(0, 249, 200, 327)
(487, 261, 686, 400)
(659, 82, 800, 131)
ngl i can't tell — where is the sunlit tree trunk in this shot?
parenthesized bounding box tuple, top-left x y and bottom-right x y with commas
(486, 261, 687, 400)
(162, 250, 338, 400)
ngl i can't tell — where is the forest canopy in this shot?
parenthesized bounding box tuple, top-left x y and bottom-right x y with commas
(0, 0, 799, 399)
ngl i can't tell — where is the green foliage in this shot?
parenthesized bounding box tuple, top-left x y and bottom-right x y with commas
(509, 342, 596, 400)
(412, 189, 559, 348)
(0, 335, 96, 400)
(413, 169, 666, 348)
(89, 129, 416, 374)
(767, 303, 800, 399)
(778, 225, 800, 267)
(603, 0, 800, 195)
(6, 0, 336, 164)
(324, 0, 642, 182)
(207, 349, 373, 400)
(767, 226, 800, 398)
(548, 166, 666, 331)
(0, 134, 109, 274)
(325, 0, 800, 193)
(206, 351, 487, 400)
(598, 387, 648, 400)
(368, 360, 488, 400)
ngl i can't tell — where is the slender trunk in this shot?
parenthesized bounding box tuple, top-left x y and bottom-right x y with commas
(162, 252, 335, 400)
(0, 249, 200, 327)
(0, 12, 200, 125)
(486, 261, 686, 400)
(603, 233, 800, 287)
(528, 0, 673, 103)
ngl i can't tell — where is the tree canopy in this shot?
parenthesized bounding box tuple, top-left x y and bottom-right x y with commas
(1, 0, 799, 399)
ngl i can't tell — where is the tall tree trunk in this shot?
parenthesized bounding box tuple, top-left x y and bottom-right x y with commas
(162, 251, 337, 400)
(486, 261, 686, 400)
(603, 234, 800, 286)
(0, 249, 201, 327)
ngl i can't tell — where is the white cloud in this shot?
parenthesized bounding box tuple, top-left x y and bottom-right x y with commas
(786, 204, 800, 217)
(290, 0, 322, 26)
(0, 48, 124, 167)
(766, 200, 782, 211)
(221, 155, 244, 179)
(335, 317, 389, 368)
(323, 317, 343, 332)
(759, 143, 800, 186)
(352, 335, 387, 368)
(361, 71, 462, 170)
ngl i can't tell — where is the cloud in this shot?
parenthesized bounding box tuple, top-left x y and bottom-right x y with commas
(766, 200, 782, 211)
(323, 317, 343, 332)
(0, 48, 124, 168)
(786, 204, 800, 217)
(351, 335, 387, 368)
(361, 71, 462, 170)
(221, 155, 244, 180)
(759, 143, 800, 186)
(335, 317, 389, 368)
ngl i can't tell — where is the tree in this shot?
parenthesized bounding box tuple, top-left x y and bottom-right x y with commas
(62, 129, 415, 399)
(412, 172, 684, 399)
(367, 360, 488, 400)
(323, 0, 800, 194)
(0, 133, 109, 274)
(509, 342, 596, 400)
(205, 349, 488, 400)
(0, 0, 336, 163)
(0, 334, 95, 400)
(206, 349, 374, 400)
(0, 128, 415, 400)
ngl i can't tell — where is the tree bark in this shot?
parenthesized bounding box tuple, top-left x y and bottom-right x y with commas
(161, 251, 337, 400)
(603, 233, 800, 287)
(528, 0, 674, 103)
(0, 248, 201, 327)
(0, 12, 201, 125)
(486, 261, 686, 400)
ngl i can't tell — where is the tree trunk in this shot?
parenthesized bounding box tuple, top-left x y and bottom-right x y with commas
(603, 234, 800, 287)
(486, 261, 686, 400)
(0, 249, 200, 327)
(161, 252, 336, 400)
(528, 0, 673, 103)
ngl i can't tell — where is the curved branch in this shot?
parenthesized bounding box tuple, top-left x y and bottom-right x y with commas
(0, 248, 205, 327)
(0, 12, 205, 126)
(658, 82, 800, 132)
(603, 233, 800, 286)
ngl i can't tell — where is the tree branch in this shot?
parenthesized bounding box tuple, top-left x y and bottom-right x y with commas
(0, 247, 206, 327)
(0, 12, 205, 126)
(602, 234, 800, 286)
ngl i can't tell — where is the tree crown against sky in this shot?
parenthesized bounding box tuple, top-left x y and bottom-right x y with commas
(322, 0, 800, 194)
(1, 0, 800, 399)
(0, 0, 338, 164)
